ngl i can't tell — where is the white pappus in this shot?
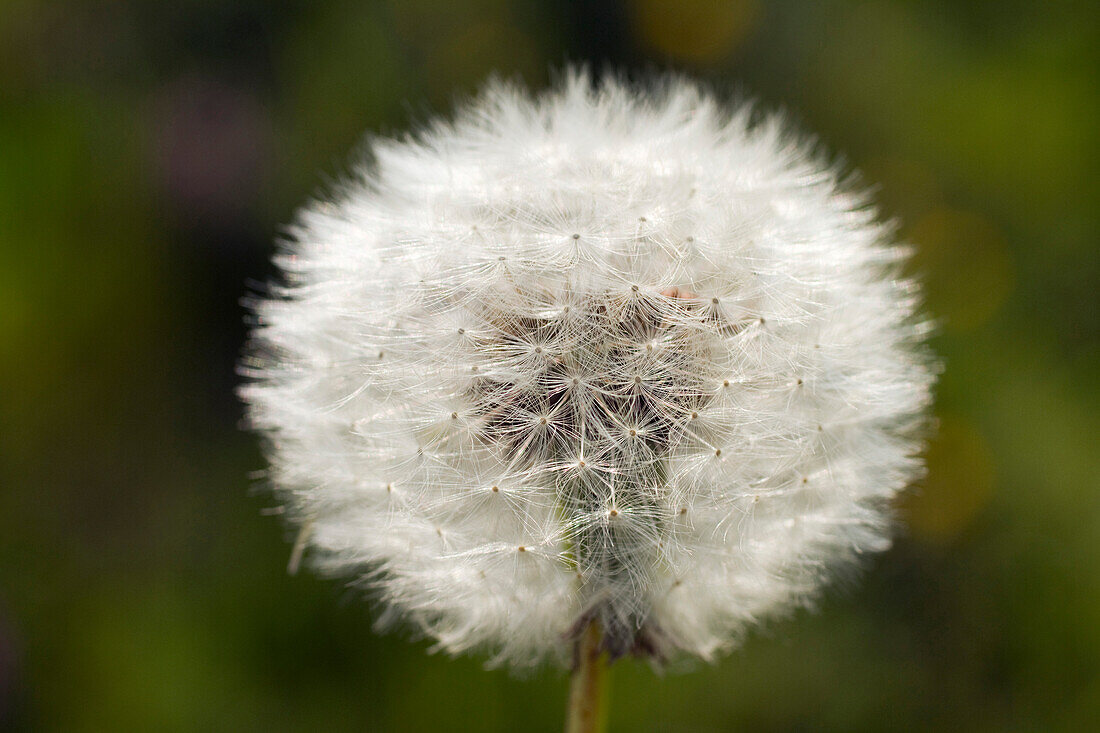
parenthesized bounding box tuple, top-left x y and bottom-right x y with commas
(239, 71, 935, 669)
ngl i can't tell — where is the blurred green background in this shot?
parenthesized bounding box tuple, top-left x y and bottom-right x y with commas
(1, 0, 1097, 730)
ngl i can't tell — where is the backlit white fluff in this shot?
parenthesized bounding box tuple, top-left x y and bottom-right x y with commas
(240, 72, 934, 668)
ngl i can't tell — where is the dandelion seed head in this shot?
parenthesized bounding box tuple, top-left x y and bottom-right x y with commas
(239, 71, 935, 668)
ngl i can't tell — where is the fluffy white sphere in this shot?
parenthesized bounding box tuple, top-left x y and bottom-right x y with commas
(240, 72, 934, 668)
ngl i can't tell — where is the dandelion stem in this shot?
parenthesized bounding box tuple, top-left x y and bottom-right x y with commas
(565, 620, 608, 733)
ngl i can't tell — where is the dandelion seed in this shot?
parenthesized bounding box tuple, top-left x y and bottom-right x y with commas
(239, 71, 934, 672)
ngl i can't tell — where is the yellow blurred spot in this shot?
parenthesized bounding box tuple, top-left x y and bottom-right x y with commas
(903, 415, 995, 543)
(908, 208, 1014, 332)
(632, 0, 759, 64)
(0, 272, 30, 354)
(860, 157, 943, 223)
(422, 22, 540, 99)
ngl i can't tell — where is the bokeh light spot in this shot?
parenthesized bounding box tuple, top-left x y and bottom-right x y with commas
(860, 157, 943, 223)
(631, 0, 760, 65)
(903, 415, 995, 543)
(908, 208, 1014, 332)
(423, 22, 540, 101)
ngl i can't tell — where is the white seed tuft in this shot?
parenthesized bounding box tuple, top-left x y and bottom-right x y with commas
(239, 71, 935, 668)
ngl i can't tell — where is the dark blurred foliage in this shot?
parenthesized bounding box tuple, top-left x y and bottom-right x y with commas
(1, 1, 1097, 730)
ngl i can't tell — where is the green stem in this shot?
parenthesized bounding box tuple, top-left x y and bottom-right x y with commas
(565, 621, 608, 733)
